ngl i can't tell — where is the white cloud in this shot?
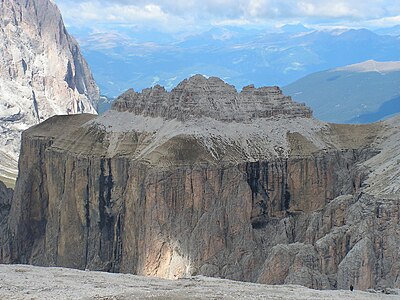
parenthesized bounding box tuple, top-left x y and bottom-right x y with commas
(365, 15, 400, 27)
(55, 0, 400, 32)
(57, 0, 188, 31)
(61, 2, 166, 22)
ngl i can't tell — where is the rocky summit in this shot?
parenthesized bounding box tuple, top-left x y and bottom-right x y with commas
(1, 76, 399, 292)
(0, 0, 99, 186)
(113, 75, 312, 121)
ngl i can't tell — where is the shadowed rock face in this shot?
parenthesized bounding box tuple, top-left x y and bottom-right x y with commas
(0, 181, 13, 222)
(0, 180, 13, 260)
(1, 77, 399, 291)
(0, 0, 99, 185)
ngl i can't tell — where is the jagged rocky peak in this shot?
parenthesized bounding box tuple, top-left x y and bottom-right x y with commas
(0, 0, 99, 185)
(112, 75, 312, 121)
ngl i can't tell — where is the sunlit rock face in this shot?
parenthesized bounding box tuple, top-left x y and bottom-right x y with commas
(2, 76, 400, 292)
(0, 0, 99, 185)
(113, 75, 312, 121)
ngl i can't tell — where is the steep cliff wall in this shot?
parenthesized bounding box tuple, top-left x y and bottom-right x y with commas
(0, 0, 99, 185)
(2, 77, 399, 291)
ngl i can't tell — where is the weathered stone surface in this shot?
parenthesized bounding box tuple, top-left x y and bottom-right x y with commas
(0, 0, 99, 185)
(0, 181, 12, 221)
(1, 264, 396, 300)
(2, 77, 399, 292)
(0, 180, 13, 261)
(113, 75, 312, 121)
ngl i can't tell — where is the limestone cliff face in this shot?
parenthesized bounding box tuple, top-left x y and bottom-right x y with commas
(2, 76, 399, 291)
(113, 75, 312, 121)
(0, 0, 99, 185)
(0, 180, 12, 223)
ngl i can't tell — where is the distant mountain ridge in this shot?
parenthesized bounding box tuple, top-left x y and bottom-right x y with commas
(283, 60, 400, 123)
(68, 25, 400, 97)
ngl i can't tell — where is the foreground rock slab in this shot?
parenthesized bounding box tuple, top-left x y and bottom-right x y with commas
(0, 264, 397, 300)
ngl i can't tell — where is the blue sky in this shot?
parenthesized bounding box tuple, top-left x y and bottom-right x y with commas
(55, 0, 400, 33)
(52, 0, 400, 114)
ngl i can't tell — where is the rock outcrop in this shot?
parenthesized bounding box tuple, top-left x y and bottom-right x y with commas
(1, 76, 399, 291)
(0, 0, 99, 186)
(0, 180, 13, 222)
(113, 75, 312, 121)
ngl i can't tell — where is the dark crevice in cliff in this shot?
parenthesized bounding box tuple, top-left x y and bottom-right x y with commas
(112, 213, 123, 273)
(98, 158, 114, 230)
(283, 184, 291, 211)
(345, 235, 351, 255)
(246, 162, 260, 202)
(64, 61, 75, 90)
(98, 158, 115, 271)
(32, 90, 40, 123)
(84, 160, 91, 268)
(280, 159, 289, 211)
(21, 59, 27, 74)
(246, 162, 272, 229)
(246, 162, 271, 204)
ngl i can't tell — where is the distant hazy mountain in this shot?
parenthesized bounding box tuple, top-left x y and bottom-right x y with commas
(373, 25, 400, 36)
(69, 25, 400, 98)
(97, 95, 114, 114)
(282, 60, 400, 123)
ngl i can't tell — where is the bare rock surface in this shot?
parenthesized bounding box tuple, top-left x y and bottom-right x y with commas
(1, 77, 399, 292)
(0, 180, 13, 225)
(0, 0, 99, 186)
(0, 264, 397, 300)
(113, 75, 312, 122)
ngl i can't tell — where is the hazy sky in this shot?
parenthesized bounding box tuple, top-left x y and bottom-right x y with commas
(55, 0, 400, 32)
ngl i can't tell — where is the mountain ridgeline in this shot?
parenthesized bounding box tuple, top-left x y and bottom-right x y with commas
(0, 0, 99, 186)
(283, 60, 400, 123)
(1, 76, 399, 291)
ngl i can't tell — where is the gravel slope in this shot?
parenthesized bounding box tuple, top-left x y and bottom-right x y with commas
(0, 265, 398, 300)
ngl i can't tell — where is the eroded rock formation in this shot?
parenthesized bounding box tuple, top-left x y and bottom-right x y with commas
(0, 0, 99, 185)
(1, 76, 399, 291)
(0, 180, 13, 222)
(113, 75, 312, 121)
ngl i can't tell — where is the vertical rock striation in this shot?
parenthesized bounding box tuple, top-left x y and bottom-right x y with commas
(0, 0, 99, 185)
(2, 76, 399, 291)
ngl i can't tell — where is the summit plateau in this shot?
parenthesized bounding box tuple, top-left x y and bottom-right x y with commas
(1, 75, 399, 292)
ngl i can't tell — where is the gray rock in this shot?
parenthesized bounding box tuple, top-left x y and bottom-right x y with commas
(113, 75, 312, 122)
(2, 77, 400, 292)
(0, 180, 13, 222)
(0, 0, 99, 183)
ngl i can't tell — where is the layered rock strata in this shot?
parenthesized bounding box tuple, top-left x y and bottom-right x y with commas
(1, 76, 399, 291)
(0, 0, 99, 185)
(113, 75, 312, 121)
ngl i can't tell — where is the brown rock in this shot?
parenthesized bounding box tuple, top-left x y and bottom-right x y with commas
(2, 78, 399, 292)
